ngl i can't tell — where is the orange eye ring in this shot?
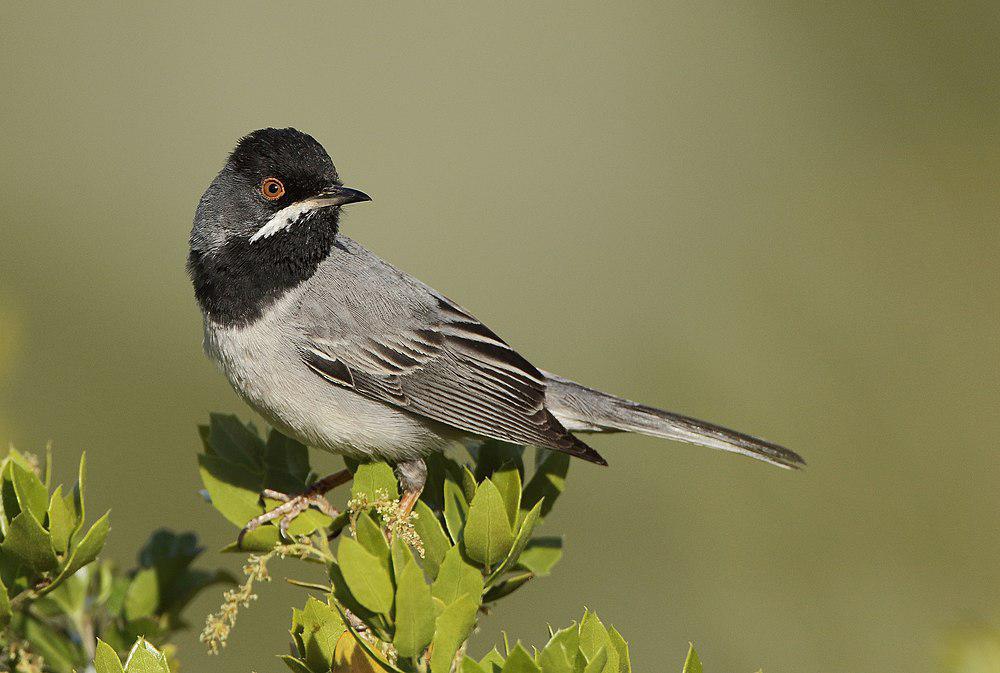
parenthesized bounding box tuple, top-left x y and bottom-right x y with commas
(260, 177, 285, 201)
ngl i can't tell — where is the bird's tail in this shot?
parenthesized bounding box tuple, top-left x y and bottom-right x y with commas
(542, 371, 805, 469)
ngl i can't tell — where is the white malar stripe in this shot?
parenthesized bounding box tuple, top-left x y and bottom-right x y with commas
(249, 197, 341, 243)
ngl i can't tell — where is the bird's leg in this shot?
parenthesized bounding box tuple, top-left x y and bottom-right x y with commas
(386, 458, 427, 549)
(395, 458, 427, 518)
(238, 469, 353, 548)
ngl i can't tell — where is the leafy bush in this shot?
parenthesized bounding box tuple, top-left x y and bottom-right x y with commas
(0, 419, 734, 672)
(0, 448, 229, 672)
(195, 414, 641, 672)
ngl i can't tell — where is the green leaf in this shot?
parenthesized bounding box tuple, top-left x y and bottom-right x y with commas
(608, 628, 631, 673)
(329, 563, 391, 642)
(94, 638, 126, 673)
(123, 637, 171, 673)
(16, 612, 86, 673)
(491, 462, 521, 527)
(538, 635, 574, 673)
(479, 647, 506, 673)
(333, 629, 399, 672)
(579, 611, 618, 673)
(200, 419, 330, 540)
(0, 579, 10, 629)
(390, 537, 411, 581)
(20, 612, 82, 672)
(94, 559, 115, 604)
(682, 644, 703, 673)
(443, 478, 469, 544)
(355, 512, 391, 571)
(44, 570, 87, 615)
(337, 536, 394, 614)
(10, 462, 48, 522)
(431, 546, 484, 606)
(1, 461, 22, 528)
(461, 657, 489, 673)
(201, 443, 328, 541)
(487, 500, 542, 585)
(429, 594, 480, 673)
(482, 571, 532, 602)
(545, 624, 580, 670)
(208, 413, 265, 470)
(46, 485, 73, 555)
(463, 479, 514, 567)
(351, 462, 399, 501)
(516, 537, 563, 576)
(265, 430, 311, 483)
(393, 553, 436, 658)
(42, 510, 110, 595)
(69, 509, 111, 569)
(331, 601, 408, 673)
(461, 466, 478, 504)
(293, 596, 346, 672)
(583, 647, 608, 673)
(220, 526, 280, 553)
(501, 643, 540, 673)
(411, 500, 450, 578)
(289, 607, 307, 655)
(70, 451, 87, 532)
(1, 511, 59, 572)
(101, 571, 129, 617)
(123, 568, 160, 621)
(196, 453, 263, 527)
(521, 451, 569, 519)
(278, 655, 314, 673)
(578, 610, 609, 656)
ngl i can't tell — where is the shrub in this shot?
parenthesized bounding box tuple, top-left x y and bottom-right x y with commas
(0, 448, 229, 672)
(1, 419, 724, 672)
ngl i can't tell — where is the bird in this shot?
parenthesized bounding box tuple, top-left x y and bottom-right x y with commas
(187, 127, 804, 544)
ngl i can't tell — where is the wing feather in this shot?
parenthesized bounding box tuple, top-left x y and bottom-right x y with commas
(296, 248, 604, 464)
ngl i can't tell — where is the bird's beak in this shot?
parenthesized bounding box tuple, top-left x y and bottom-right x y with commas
(250, 185, 371, 243)
(315, 185, 372, 206)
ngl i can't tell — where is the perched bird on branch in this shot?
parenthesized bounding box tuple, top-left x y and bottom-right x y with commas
(187, 128, 803, 545)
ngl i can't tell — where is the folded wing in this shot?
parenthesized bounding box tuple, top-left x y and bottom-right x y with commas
(296, 250, 606, 464)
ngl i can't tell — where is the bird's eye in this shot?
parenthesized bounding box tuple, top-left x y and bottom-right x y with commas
(260, 177, 285, 201)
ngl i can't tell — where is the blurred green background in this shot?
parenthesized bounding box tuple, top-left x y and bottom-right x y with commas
(2, 2, 998, 671)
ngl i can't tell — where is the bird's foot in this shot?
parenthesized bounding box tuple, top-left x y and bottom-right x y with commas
(237, 469, 352, 548)
(238, 490, 339, 546)
(383, 459, 427, 556)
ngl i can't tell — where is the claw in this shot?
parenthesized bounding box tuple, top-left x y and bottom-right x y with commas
(278, 511, 294, 540)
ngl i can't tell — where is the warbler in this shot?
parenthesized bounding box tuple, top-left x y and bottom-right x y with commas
(187, 128, 803, 542)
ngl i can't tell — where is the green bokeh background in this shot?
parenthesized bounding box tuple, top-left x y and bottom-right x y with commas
(2, 3, 998, 671)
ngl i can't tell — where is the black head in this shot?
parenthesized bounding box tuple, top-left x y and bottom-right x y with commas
(187, 128, 370, 326)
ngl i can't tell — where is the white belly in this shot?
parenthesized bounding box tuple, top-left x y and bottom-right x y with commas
(202, 295, 455, 463)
